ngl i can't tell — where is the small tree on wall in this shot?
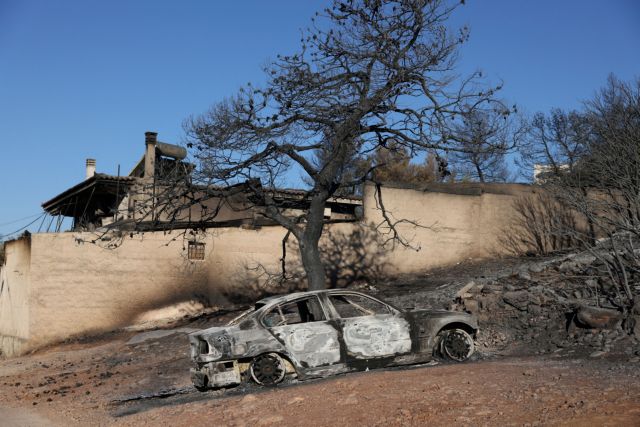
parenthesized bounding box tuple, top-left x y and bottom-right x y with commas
(448, 109, 524, 182)
(182, 0, 509, 290)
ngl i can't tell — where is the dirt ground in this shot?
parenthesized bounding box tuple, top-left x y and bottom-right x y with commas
(0, 330, 639, 426)
(1, 256, 639, 426)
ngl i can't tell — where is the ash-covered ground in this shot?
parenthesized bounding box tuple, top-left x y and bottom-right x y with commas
(1, 249, 639, 426)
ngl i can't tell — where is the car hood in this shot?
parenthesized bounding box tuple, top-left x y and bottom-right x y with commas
(406, 308, 478, 326)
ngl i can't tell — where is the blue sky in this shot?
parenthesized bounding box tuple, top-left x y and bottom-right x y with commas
(1, 0, 639, 238)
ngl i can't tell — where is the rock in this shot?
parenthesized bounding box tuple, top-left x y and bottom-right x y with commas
(503, 291, 531, 311)
(633, 300, 640, 315)
(518, 269, 532, 281)
(463, 298, 479, 314)
(288, 396, 305, 405)
(585, 278, 599, 289)
(529, 263, 546, 274)
(482, 283, 502, 294)
(528, 304, 542, 316)
(241, 394, 257, 404)
(632, 315, 640, 337)
(573, 253, 597, 266)
(456, 281, 476, 298)
(589, 350, 607, 358)
(558, 261, 579, 273)
(576, 306, 622, 330)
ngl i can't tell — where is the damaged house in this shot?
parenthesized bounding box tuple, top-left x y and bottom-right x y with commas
(1, 132, 538, 357)
(41, 132, 361, 233)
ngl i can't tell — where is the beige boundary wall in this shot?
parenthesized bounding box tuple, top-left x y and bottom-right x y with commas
(0, 223, 357, 356)
(0, 237, 31, 356)
(1, 183, 538, 356)
(362, 182, 537, 275)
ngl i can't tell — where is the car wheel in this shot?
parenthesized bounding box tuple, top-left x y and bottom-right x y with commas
(436, 328, 475, 362)
(250, 353, 286, 386)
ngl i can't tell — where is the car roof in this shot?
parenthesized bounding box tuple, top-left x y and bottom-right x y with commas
(255, 289, 370, 307)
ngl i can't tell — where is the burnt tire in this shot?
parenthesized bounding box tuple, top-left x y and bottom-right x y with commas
(250, 353, 286, 386)
(435, 328, 475, 362)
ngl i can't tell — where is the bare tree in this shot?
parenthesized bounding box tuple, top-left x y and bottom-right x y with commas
(541, 75, 640, 310)
(448, 109, 523, 182)
(499, 192, 581, 256)
(518, 108, 590, 181)
(183, 0, 507, 290)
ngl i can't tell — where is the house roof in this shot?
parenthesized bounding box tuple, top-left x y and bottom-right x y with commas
(41, 173, 137, 216)
(42, 173, 361, 218)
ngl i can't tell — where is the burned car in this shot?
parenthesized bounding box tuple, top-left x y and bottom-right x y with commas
(189, 290, 477, 390)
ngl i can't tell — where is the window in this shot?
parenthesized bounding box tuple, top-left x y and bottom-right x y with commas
(263, 297, 326, 327)
(188, 241, 205, 260)
(329, 294, 391, 318)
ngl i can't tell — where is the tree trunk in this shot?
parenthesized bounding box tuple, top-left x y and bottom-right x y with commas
(474, 161, 485, 183)
(299, 235, 326, 291)
(299, 191, 328, 291)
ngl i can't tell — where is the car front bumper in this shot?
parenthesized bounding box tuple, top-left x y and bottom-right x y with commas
(191, 360, 242, 389)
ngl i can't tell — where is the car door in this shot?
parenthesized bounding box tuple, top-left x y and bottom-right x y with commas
(263, 296, 342, 368)
(328, 293, 412, 359)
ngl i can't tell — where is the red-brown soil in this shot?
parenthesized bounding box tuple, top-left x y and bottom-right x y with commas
(0, 326, 639, 426)
(2, 253, 639, 426)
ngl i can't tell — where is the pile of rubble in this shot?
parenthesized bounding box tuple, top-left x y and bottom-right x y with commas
(451, 251, 640, 359)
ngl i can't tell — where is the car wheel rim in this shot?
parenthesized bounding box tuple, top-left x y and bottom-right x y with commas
(442, 330, 473, 361)
(250, 353, 285, 386)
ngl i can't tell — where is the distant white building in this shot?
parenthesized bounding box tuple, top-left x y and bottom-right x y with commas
(533, 163, 569, 184)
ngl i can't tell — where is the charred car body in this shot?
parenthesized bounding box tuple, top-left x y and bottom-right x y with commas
(189, 290, 477, 390)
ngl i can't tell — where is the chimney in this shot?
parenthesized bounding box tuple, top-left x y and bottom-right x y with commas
(144, 131, 158, 179)
(85, 158, 96, 180)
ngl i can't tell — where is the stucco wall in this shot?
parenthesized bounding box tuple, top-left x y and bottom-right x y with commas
(363, 183, 534, 275)
(2, 224, 371, 356)
(24, 227, 302, 351)
(2, 183, 541, 356)
(0, 236, 31, 357)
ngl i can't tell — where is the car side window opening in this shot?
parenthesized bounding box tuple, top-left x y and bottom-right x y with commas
(263, 297, 326, 327)
(329, 294, 391, 318)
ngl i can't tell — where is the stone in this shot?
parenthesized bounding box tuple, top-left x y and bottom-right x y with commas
(529, 263, 546, 274)
(585, 278, 598, 289)
(528, 305, 542, 316)
(633, 315, 640, 338)
(241, 394, 257, 404)
(633, 300, 640, 315)
(456, 281, 476, 299)
(576, 306, 622, 330)
(288, 396, 305, 405)
(482, 284, 502, 294)
(572, 253, 597, 266)
(558, 261, 579, 273)
(463, 298, 479, 314)
(503, 291, 531, 311)
(518, 269, 532, 281)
